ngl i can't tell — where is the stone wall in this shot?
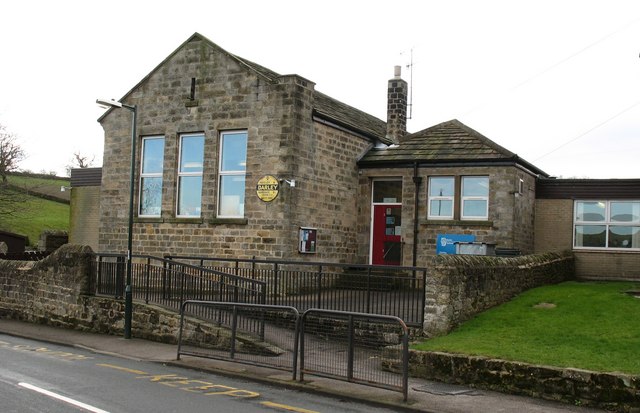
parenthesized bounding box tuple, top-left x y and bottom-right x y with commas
(38, 230, 68, 252)
(288, 121, 371, 263)
(0, 245, 240, 347)
(0, 244, 95, 322)
(408, 351, 639, 412)
(424, 252, 574, 337)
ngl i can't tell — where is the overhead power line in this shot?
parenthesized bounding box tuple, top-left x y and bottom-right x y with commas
(533, 100, 640, 161)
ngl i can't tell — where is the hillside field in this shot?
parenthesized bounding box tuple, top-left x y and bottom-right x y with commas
(0, 174, 70, 247)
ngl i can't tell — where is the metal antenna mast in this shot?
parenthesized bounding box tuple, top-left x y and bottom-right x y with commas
(406, 48, 414, 120)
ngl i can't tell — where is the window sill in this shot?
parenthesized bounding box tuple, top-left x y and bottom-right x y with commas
(165, 218, 204, 224)
(425, 219, 493, 227)
(210, 218, 248, 225)
(134, 217, 163, 223)
(573, 248, 640, 254)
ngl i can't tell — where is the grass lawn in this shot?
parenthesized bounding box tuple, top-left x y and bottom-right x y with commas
(413, 281, 640, 374)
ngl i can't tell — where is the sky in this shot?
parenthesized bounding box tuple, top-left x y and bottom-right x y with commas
(1, 0, 639, 179)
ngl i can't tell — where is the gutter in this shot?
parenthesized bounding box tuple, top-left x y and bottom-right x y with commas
(358, 159, 548, 178)
(412, 162, 422, 267)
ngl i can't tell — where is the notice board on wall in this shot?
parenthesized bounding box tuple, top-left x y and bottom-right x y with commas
(299, 227, 317, 253)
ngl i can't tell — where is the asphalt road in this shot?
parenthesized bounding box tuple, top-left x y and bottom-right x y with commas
(0, 334, 398, 413)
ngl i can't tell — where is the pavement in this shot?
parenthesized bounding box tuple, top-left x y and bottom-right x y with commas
(0, 318, 604, 413)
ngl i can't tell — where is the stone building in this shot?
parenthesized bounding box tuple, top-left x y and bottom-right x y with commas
(93, 32, 640, 278)
(97, 32, 392, 263)
(357, 119, 545, 266)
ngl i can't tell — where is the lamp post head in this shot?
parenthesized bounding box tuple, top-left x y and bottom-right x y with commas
(96, 98, 136, 112)
(96, 98, 123, 109)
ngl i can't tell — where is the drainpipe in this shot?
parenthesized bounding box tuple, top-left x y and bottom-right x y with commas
(412, 162, 422, 267)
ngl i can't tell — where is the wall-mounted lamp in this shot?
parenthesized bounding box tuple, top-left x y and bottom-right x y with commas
(282, 179, 296, 187)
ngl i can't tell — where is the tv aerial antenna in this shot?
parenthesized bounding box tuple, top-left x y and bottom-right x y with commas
(401, 48, 414, 120)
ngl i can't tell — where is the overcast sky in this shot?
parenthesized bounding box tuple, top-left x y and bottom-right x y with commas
(1, 0, 639, 178)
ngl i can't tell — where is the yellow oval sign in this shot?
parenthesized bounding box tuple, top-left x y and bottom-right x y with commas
(256, 175, 279, 202)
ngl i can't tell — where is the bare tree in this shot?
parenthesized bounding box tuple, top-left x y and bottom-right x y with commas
(0, 124, 26, 183)
(73, 151, 95, 168)
(0, 124, 27, 218)
(65, 151, 95, 176)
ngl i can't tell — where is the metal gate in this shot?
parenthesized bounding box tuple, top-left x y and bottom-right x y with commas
(299, 309, 409, 401)
(177, 300, 300, 379)
(176, 303, 409, 401)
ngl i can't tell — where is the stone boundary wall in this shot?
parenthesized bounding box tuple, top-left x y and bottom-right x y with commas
(0, 245, 233, 347)
(425, 252, 574, 337)
(408, 351, 639, 412)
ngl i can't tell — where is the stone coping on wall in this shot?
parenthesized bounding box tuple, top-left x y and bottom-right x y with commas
(407, 350, 639, 412)
(424, 252, 574, 337)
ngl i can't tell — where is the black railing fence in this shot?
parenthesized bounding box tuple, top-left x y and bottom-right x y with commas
(93, 254, 426, 327)
(94, 254, 420, 400)
(300, 309, 409, 401)
(177, 301, 300, 379)
(176, 302, 409, 400)
(165, 255, 426, 327)
(93, 254, 266, 315)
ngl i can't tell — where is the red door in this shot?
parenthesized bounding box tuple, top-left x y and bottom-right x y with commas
(372, 205, 402, 265)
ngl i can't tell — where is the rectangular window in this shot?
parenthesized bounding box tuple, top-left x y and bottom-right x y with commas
(574, 200, 640, 249)
(139, 136, 164, 217)
(428, 176, 454, 219)
(461, 176, 489, 220)
(218, 131, 247, 218)
(372, 179, 403, 204)
(177, 133, 204, 217)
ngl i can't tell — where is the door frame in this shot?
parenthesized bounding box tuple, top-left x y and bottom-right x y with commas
(369, 178, 403, 265)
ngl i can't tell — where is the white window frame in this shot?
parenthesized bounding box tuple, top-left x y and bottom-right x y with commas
(176, 133, 204, 218)
(427, 176, 455, 220)
(573, 200, 640, 250)
(461, 176, 489, 220)
(217, 130, 248, 218)
(138, 136, 164, 217)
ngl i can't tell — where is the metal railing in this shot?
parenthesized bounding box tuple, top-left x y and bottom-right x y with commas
(93, 254, 267, 314)
(300, 309, 409, 401)
(175, 302, 409, 400)
(177, 300, 300, 379)
(165, 255, 427, 327)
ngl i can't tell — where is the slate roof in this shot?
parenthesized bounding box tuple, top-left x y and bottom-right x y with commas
(70, 167, 103, 187)
(358, 119, 548, 176)
(99, 33, 388, 143)
(313, 92, 388, 143)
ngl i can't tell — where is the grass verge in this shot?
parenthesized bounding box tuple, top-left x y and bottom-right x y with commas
(413, 281, 640, 374)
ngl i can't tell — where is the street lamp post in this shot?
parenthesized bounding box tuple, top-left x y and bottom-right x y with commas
(97, 98, 137, 339)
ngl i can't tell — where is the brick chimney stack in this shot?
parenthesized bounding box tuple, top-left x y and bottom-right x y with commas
(386, 65, 408, 143)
